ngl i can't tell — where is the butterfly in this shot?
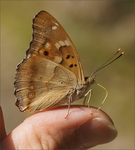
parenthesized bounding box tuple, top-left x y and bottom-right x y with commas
(14, 10, 124, 114)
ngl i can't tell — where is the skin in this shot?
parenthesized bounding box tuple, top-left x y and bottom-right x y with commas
(0, 106, 117, 149)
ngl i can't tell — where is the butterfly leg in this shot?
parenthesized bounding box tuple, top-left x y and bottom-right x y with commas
(84, 89, 92, 114)
(83, 96, 87, 105)
(83, 90, 91, 105)
(65, 95, 72, 119)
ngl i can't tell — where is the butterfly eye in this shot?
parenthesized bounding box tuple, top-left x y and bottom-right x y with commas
(85, 77, 89, 81)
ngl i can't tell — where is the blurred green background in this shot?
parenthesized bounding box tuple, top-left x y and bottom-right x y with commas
(1, 1, 134, 149)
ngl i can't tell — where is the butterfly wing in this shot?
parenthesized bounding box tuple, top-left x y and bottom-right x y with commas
(15, 56, 77, 113)
(14, 11, 85, 113)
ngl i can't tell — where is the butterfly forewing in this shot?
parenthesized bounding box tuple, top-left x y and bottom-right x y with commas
(32, 11, 85, 81)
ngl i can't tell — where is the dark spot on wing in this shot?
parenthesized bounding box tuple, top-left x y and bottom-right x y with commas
(44, 51, 49, 56)
(69, 64, 73, 68)
(66, 55, 70, 59)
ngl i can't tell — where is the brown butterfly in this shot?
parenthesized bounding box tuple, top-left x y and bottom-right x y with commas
(14, 11, 124, 113)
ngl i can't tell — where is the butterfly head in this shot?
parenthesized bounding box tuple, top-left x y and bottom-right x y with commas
(85, 75, 96, 85)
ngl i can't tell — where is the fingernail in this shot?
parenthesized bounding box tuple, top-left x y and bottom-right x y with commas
(78, 118, 117, 148)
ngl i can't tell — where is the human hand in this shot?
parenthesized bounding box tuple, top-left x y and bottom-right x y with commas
(0, 106, 117, 149)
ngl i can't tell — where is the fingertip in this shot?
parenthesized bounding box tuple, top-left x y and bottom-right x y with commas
(74, 107, 117, 148)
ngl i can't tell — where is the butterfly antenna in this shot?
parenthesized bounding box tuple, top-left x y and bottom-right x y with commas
(89, 48, 124, 110)
(95, 82, 108, 110)
(91, 48, 124, 76)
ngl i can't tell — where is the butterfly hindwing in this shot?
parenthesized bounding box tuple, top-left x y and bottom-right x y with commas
(14, 55, 77, 112)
